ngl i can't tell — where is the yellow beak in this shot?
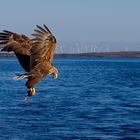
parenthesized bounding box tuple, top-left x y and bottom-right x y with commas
(54, 73, 58, 79)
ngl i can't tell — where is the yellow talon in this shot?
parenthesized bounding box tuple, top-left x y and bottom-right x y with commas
(28, 88, 36, 97)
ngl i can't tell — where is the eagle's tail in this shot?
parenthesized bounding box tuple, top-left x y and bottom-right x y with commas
(13, 73, 32, 80)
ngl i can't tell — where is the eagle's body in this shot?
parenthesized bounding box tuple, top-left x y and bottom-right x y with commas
(0, 24, 58, 97)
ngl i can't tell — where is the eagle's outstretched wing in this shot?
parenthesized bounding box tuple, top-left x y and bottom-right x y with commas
(0, 31, 32, 71)
(31, 24, 57, 69)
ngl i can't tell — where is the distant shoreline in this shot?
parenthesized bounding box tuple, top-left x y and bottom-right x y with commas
(1, 52, 140, 58)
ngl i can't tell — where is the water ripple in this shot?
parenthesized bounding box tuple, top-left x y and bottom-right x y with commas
(0, 58, 140, 139)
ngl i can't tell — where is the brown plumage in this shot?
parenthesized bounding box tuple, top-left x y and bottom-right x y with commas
(0, 24, 58, 97)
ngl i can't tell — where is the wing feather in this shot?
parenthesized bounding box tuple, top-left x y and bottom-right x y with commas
(0, 30, 32, 71)
(31, 24, 57, 69)
(36, 25, 48, 33)
(43, 24, 52, 34)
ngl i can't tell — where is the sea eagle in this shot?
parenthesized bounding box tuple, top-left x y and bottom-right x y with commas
(0, 24, 58, 98)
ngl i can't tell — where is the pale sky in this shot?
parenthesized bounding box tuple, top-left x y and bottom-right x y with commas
(0, 0, 140, 42)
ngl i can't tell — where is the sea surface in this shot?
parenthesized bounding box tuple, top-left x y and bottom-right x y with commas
(0, 57, 140, 140)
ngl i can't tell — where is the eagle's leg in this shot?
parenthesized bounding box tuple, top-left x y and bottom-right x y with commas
(25, 73, 42, 97)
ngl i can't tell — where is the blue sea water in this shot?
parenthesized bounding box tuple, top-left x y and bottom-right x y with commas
(0, 57, 140, 140)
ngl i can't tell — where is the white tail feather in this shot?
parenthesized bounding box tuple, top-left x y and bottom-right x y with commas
(13, 73, 32, 80)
